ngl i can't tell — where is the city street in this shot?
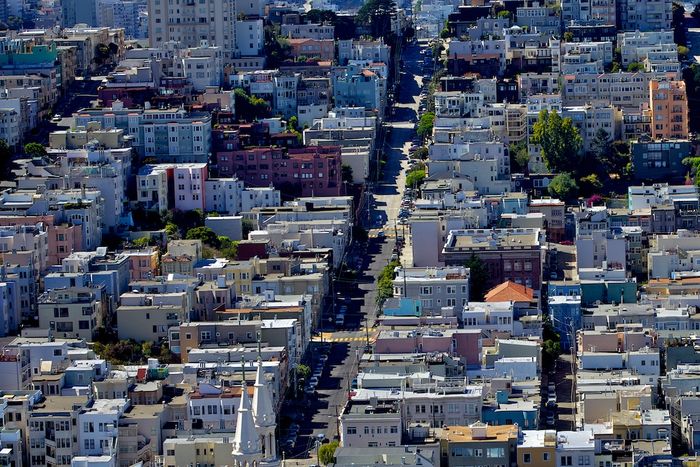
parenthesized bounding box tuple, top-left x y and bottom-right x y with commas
(285, 40, 428, 461)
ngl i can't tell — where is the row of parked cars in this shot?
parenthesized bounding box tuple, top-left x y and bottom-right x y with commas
(281, 343, 332, 453)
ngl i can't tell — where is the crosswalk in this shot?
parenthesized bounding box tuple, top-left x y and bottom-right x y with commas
(312, 332, 378, 343)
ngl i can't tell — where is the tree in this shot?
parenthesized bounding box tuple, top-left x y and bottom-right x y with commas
(341, 165, 354, 184)
(306, 9, 337, 23)
(377, 260, 400, 303)
(405, 169, 426, 189)
(356, 0, 397, 39)
(627, 61, 644, 72)
(131, 236, 151, 248)
(24, 142, 46, 158)
(531, 109, 582, 173)
(0, 139, 16, 180)
(679, 45, 690, 60)
(416, 112, 435, 140)
(319, 440, 339, 465)
(563, 31, 574, 42)
(496, 10, 512, 19)
(218, 236, 239, 260)
(233, 88, 270, 122)
(185, 226, 220, 248)
(509, 141, 530, 173)
(165, 222, 179, 239)
(264, 24, 292, 69)
(579, 174, 602, 197)
(465, 254, 488, 301)
(548, 173, 579, 201)
(674, 2, 687, 45)
(589, 128, 612, 170)
(242, 218, 257, 240)
(412, 146, 429, 160)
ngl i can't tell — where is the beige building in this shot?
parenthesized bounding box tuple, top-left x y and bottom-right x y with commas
(161, 436, 234, 467)
(49, 125, 126, 150)
(116, 291, 188, 342)
(28, 396, 88, 467)
(37, 286, 106, 340)
(161, 240, 202, 276)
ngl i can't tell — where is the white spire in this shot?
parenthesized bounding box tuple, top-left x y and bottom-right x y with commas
(253, 360, 275, 428)
(232, 383, 262, 459)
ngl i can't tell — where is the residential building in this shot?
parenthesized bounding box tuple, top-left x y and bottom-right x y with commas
(392, 266, 470, 315)
(650, 80, 689, 140)
(441, 228, 544, 291)
(438, 422, 518, 467)
(37, 286, 106, 340)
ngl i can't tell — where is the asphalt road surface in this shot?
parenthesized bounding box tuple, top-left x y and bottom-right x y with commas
(283, 40, 429, 462)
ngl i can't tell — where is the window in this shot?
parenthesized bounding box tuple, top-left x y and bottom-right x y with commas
(561, 456, 573, 466)
(486, 447, 504, 458)
(523, 453, 531, 463)
(346, 427, 357, 434)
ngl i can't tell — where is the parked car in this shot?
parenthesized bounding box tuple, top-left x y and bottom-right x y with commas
(546, 412, 556, 426)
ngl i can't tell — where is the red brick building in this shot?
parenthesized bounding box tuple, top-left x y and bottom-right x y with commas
(218, 146, 343, 196)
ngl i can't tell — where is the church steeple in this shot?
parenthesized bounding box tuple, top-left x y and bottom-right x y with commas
(231, 382, 262, 467)
(253, 360, 279, 463)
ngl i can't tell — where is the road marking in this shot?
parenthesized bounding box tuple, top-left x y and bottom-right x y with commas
(312, 333, 378, 343)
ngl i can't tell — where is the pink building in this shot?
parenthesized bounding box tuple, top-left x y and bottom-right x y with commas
(288, 38, 336, 61)
(0, 215, 83, 267)
(173, 163, 208, 212)
(578, 328, 657, 353)
(374, 329, 482, 368)
(220, 146, 343, 197)
(123, 247, 160, 280)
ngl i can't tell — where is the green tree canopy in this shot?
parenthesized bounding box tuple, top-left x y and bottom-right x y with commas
(531, 109, 582, 173)
(356, 0, 396, 39)
(627, 61, 644, 72)
(319, 440, 339, 465)
(377, 260, 400, 303)
(0, 139, 16, 180)
(509, 141, 530, 173)
(405, 168, 426, 189)
(185, 226, 220, 248)
(465, 254, 489, 301)
(341, 164, 354, 184)
(548, 173, 579, 201)
(416, 112, 435, 140)
(24, 142, 46, 158)
(234, 88, 271, 122)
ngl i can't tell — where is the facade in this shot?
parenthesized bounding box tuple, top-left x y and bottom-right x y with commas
(649, 80, 689, 140)
(441, 229, 545, 291)
(219, 146, 343, 197)
(439, 423, 518, 467)
(630, 138, 692, 182)
(37, 286, 106, 340)
(392, 266, 470, 315)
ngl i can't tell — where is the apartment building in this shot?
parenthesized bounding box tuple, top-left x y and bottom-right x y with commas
(147, 0, 264, 60)
(116, 290, 189, 342)
(28, 396, 89, 467)
(392, 266, 470, 315)
(441, 228, 545, 291)
(37, 286, 106, 341)
(439, 422, 519, 467)
(649, 80, 689, 140)
(630, 137, 691, 182)
(74, 103, 212, 163)
(219, 146, 343, 197)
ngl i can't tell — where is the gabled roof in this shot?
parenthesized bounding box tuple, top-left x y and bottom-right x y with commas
(484, 281, 534, 303)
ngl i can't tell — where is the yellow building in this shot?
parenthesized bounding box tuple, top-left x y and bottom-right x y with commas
(518, 430, 556, 466)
